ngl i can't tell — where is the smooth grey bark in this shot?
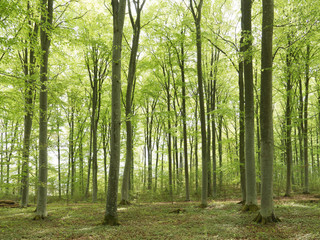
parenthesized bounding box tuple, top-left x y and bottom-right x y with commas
(121, 0, 145, 203)
(21, 2, 37, 207)
(238, 42, 246, 203)
(57, 120, 61, 198)
(254, 0, 280, 224)
(285, 38, 293, 197)
(180, 32, 190, 201)
(104, 0, 126, 226)
(212, 50, 218, 198)
(242, 0, 258, 211)
(303, 44, 310, 194)
(190, 0, 207, 208)
(35, 0, 53, 220)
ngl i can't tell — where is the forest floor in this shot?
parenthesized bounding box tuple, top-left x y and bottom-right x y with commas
(0, 194, 320, 239)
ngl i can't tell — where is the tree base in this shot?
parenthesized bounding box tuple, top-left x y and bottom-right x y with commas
(33, 214, 46, 220)
(253, 212, 281, 224)
(237, 200, 246, 205)
(303, 191, 310, 195)
(284, 193, 291, 197)
(242, 204, 259, 212)
(103, 215, 120, 226)
(199, 203, 207, 208)
(119, 199, 131, 206)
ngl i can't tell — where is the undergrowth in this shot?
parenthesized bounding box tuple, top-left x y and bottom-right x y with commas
(0, 194, 319, 239)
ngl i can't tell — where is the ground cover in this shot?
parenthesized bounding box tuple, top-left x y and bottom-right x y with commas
(0, 195, 319, 239)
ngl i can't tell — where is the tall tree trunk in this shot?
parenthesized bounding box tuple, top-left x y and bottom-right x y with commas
(212, 53, 217, 197)
(254, 0, 279, 224)
(35, 0, 53, 220)
(285, 39, 293, 197)
(303, 44, 310, 194)
(104, 0, 126, 226)
(179, 36, 190, 200)
(21, 2, 37, 207)
(242, 0, 258, 211)
(121, 0, 145, 204)
(238, 41, 246, 203)
(57, 120, 61, 199)
(190, 0, 207, 208)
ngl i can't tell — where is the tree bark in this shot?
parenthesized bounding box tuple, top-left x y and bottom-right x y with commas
(254, 0, 280, 223)
(35, 0, 53, 220)
(190, 0, 207, 208)
(285, 38, 293, 197)
(104, 0, 126, 226)
(242, 0, 258, 211)
(21, 2, 37, 207)
(303, 44, 310, 194)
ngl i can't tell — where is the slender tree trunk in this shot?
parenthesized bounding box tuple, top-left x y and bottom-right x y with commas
(242, 0, 258, 211)
(254, 0, 280, 223)
(21, 4, 37, 207)
(35, 0, 53, 220)
(195, 95, 199, 193)
(238, 43, 246, 203)
(190, 0, 207, 207)
(180, 38, 190, 200)
(218, 115, 223, 192)
(285, 40, 293, 197)
(303, 44, 310, 194)
(57, 121, 61, 199)
(121, 0, 145, 204)
(104, 0, 126, 226)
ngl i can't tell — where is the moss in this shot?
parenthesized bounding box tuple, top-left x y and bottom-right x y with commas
(253, 212, 281, 224)
(119, 199, 131, 206)
(242, 204, 259, 212)
(33, 214, 46, 220)
(103, 214, 120, 226)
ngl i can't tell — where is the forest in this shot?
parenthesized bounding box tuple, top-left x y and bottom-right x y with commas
(1, 0, 320, 239)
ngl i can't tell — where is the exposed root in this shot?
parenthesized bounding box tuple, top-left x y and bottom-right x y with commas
(253, 212, 281, 224)
(103, 215, 120, 226)
(119, 199, 131, 206)
(237, 200, 246, 205)
(169, 208, 186, 214)
(242, 204, 259, 212)
(303, 191, 310, 195)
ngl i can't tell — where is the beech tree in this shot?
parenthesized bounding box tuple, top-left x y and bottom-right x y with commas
(34, 0, 53, 220)
(254, 0, 280, 224)
(241, 0, 258, 212)
(104, 0, 126, 226)
(190, 0, 207, 208)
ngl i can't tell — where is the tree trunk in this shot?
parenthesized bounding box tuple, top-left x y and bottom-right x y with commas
(242, 0, 258, 211)
(238, 43, 246, 203)
(121, 0, 144, 204)
(190, 0, 207, 208)
(57, 121, 62, 199)
(285, 39, 293, 197)
(254, 0, 280, 224)
(104, 0, 126, 226)
(303, 44, 310, 194)
(35, 0, 53, 220)
(21, 3, 37, 207)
